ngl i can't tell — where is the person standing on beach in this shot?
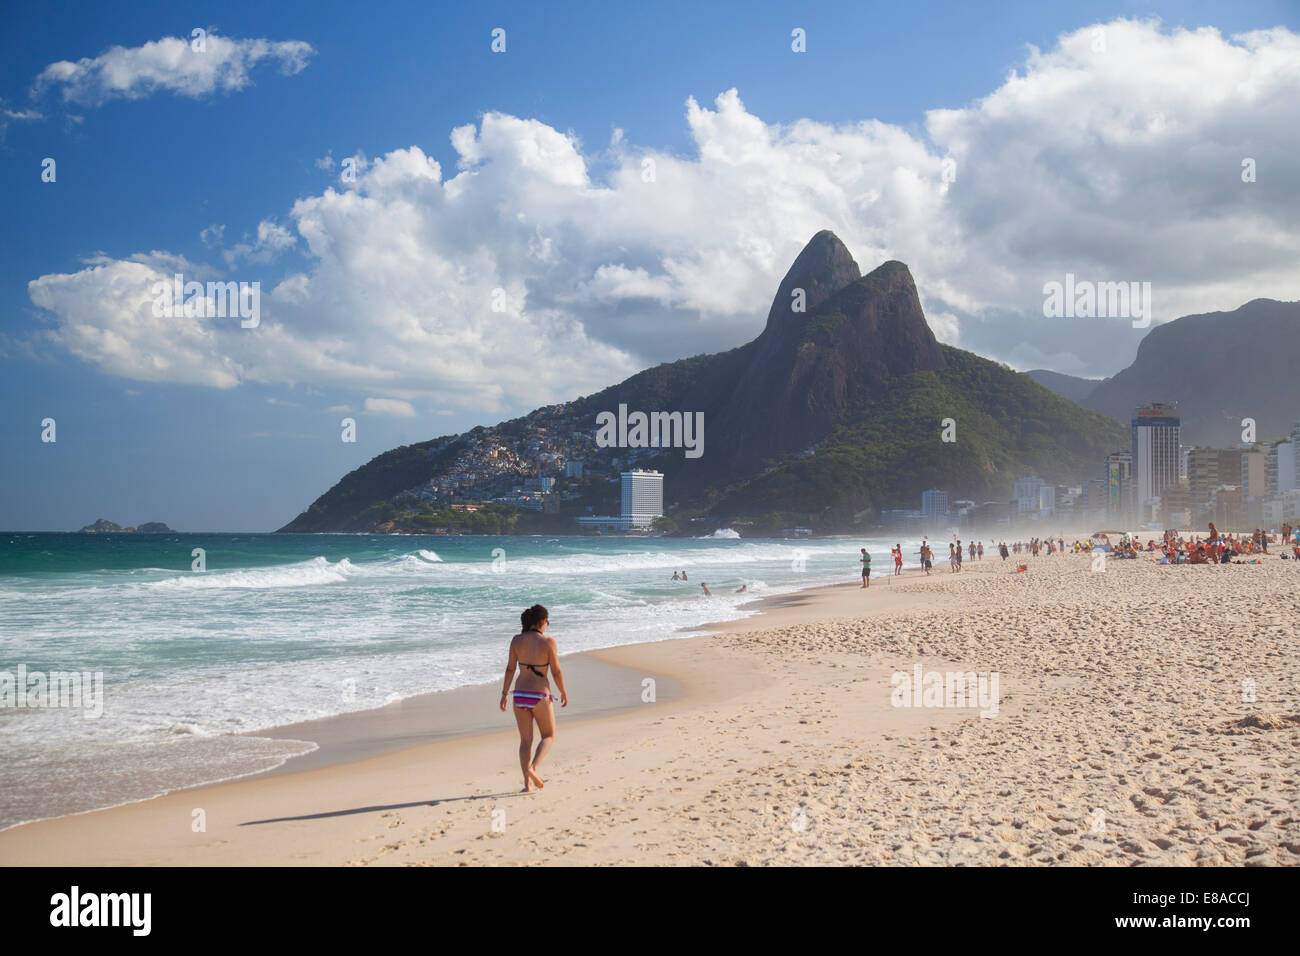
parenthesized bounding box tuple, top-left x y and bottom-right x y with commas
(860, 548, 871, 588)
(894, 544, 904, 576)
(501, 604, 568, 793)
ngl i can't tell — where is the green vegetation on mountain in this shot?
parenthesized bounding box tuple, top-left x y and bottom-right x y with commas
(697, 347, 1125, 528)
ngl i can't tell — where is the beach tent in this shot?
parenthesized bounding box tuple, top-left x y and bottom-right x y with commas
(1089, 532, 1114, 551)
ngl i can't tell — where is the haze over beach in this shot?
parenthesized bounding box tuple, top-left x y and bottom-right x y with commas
(1, 0, 1298, 926)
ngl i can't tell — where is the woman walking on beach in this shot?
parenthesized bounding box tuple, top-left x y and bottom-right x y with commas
(500, 604, 568, 793)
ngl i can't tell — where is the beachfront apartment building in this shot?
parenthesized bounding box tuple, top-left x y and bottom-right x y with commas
(1208, 485, 1245, 529)
(620, 469, 664, 529)
(1104, 452, 1134, 526)
(1266, 438, 1296, 497)
(1086, 478, 1108, 521)
(1132, 403, 1181, 522)
(1241, 445, 1268, 497)
(1186, 447, 1244, 513)
(579, 469, 665, 532)
(1263, 489, 1300, 527)
(921, 489, 949, 522)
(1011, 476, 1044, 522)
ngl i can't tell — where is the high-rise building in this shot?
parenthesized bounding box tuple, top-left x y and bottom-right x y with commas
(564, 461, 584, 478)
(1267, 440, 1296, 496)
(1132, 403, 1181, 517)
(1217, 448, 1244, 496)
(1185, 447, 1220, 508)
(620, 470, 664, 529)
(1208, 485, 1244, 529)
(1086, 478, 1108, 520)
(1013, 477, 1044, 518)
(921, 489, 950, 522)
(1160, 485, 1192, 530)
(1104, 452, 1133, 524)
(1241, 445, 1268, 497)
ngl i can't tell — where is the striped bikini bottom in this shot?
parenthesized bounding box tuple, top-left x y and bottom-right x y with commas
(512, 691, 554, 711)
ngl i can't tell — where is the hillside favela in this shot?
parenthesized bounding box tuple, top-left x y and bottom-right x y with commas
(1, 0, 1297, 929)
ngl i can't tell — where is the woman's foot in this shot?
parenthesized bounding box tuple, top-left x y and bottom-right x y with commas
(527, 766, 545, 790)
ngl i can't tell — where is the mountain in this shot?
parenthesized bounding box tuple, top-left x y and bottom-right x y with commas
(1076, 299, 1300, 446)
(279, 232, 1127, 534)
(1025, 369, 1102, 404)
(687, 236, 948, 480)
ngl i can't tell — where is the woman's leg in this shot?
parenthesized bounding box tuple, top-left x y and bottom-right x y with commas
(529, 698, 557, 784)
(512, 702, 536, 792)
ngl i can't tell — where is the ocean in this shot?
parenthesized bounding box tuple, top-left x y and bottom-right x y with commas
(0, 531, 900, 830)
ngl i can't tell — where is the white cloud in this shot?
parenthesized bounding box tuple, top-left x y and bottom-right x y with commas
(220, 219, 297, 266)
(364, 398, 416, 417)
(0, 98, 42, 143)
(25, 18, 1300, 403)
(28, 258, 244, 388)
(31, 32, 314, 107)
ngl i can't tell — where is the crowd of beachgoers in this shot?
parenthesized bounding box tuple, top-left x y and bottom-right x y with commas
(894, 524, 1300, 574)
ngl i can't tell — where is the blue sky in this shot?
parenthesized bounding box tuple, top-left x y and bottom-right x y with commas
(2, 0, 1297, 531)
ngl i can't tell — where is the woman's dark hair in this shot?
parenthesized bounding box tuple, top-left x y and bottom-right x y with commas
(521, 604, 549, 632)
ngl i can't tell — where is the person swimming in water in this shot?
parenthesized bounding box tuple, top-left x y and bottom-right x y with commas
(500, 604, 568, 793)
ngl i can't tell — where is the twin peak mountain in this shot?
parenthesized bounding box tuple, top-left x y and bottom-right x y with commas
(281, 232, 1121, 531)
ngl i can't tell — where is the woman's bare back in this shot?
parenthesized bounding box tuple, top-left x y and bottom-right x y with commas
(511, 631, 554, 692)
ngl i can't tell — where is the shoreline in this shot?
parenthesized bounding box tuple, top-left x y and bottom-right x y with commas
(0, 569, 856, 834)
(3, 550, 1295, 865)
(0, 564, 946, 862)
(0, 561, 1005, 839)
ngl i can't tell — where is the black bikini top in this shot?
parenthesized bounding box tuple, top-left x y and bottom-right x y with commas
(519, 627, 548, 677)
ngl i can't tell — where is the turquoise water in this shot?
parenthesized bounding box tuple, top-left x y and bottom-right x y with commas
(0, 531, 897, 829)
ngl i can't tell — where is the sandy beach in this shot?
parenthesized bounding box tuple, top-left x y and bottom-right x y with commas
(2, 550, 1297, 866)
